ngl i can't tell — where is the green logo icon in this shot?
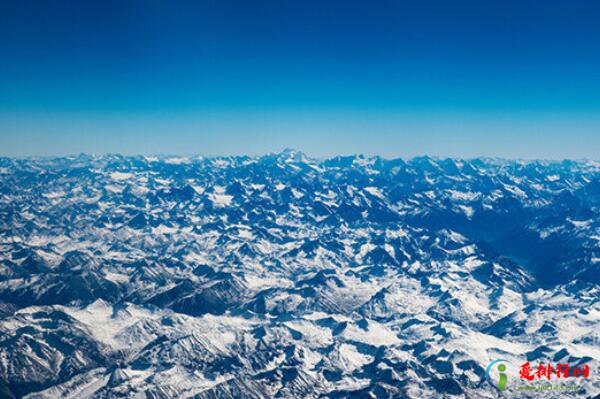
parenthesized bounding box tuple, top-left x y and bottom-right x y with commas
(486, 360, 510, 391)
(497, 363, 508, 391)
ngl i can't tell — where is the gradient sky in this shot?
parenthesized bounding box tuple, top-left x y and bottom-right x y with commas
(1, 1, 599, 158)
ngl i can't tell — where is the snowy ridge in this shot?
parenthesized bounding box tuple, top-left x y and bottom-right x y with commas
(0, 152, 598, 398)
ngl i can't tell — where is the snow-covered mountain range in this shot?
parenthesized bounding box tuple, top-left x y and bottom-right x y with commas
(0, 150, 598, 398)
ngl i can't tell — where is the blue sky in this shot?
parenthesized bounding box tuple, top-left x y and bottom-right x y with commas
(1, 1, 599, 158)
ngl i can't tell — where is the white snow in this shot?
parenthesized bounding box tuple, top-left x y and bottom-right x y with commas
(447, 190, 479, 201)
(457, 205, 474, 218)
(291, 188, 304, 198)
(364, 186, 385, 199)
(61, 300, 165, 350)
(165, 157, 190, 164)
(568, 218, 592, 228)
(208, 193, 233, 207)
(109, 172, 134, 181)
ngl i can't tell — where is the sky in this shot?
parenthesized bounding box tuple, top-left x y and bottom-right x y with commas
(1, 1, 599, 159)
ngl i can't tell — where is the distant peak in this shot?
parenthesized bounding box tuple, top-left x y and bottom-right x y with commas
(273, 148, 308, 162)
(279, 148, 303, 156)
